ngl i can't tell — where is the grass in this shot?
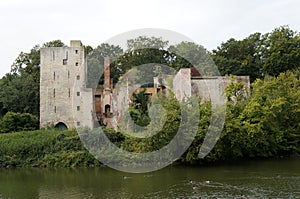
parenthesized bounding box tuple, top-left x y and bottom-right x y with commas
(0, 130, 100, 168)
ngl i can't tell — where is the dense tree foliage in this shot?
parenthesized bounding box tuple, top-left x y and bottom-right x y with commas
(0, 112, 38, 133)
(182, 69, 300, 163)
(262, 26, 300, 76)
(128, 89, 151, 127)
(212, 26, 300, 81)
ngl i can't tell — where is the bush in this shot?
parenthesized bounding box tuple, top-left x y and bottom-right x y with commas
(0, 112, 39, 133)
(0, 129, 100, 168)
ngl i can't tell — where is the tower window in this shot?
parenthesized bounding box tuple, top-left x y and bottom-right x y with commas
(77, 106, 80, 111)
(77, 75, 80, 80)
(77, 92, 80, 96)
(75, 62, 78, 66)
(77, 121, 80, 126)
(54, 106, 56, 113)
(75, 50, 78, 54)
(68, 71, 70, 79)
(53, 72, 55, 80)
(53, 89, 55, 98)
(68, 88, 71, 97)
(63, 59, 67, 65)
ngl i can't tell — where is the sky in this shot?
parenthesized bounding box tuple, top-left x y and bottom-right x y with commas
(0, 0, 300, 77)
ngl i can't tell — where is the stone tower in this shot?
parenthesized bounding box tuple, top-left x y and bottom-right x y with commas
(40, 40, 94, 129)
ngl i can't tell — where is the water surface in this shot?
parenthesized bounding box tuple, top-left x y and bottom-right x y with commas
(0, 158, 299, 198)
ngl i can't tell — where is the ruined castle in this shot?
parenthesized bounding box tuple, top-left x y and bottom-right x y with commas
(40, 40, 250, 130)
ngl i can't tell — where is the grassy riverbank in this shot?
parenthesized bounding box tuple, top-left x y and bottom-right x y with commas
(0, 126, 299, 168)
(0, 130, 100, 168)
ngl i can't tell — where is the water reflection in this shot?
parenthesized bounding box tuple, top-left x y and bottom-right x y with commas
(0, 158, 299, 198)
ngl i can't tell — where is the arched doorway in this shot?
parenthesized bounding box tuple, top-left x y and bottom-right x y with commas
(55, 122, 68, 130)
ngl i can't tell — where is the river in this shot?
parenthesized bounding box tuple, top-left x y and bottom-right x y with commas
(0, 158, 299, 198)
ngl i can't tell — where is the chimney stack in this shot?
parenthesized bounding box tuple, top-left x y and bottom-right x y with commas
(104, 57, 110, 90)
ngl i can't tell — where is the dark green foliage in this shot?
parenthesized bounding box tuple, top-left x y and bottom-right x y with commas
(0, 112, 39, 133)
(103, 128, 125, 148)
(122, 94, 181, 153)
(129, 89, 151, 126)
(0, 130, 99, 168)
(212, 26, 300, 81)
(182, 69, 300, 164)
(212, 33, 264, 82)
(0, 72, 40, 116)
(262, 26, 300, 76)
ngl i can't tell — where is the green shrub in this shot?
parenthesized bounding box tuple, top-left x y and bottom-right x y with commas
(0, 112, 39, 133)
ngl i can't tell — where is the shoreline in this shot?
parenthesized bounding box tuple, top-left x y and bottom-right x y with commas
(1, 129, 298, 169)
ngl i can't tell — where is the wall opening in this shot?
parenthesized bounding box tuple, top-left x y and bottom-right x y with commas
(105, 104, 111, 116)
(95, 95, 101, 101)
(55, 122, 68, 130)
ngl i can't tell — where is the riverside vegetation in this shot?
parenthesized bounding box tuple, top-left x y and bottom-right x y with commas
(0, 69, 299, 168)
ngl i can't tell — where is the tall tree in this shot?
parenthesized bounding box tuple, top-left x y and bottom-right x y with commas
(168, 41, 217, 75)
(212, 33, 263, 82)
(262, 26, 300, 76)
(114, 36, 172, 84)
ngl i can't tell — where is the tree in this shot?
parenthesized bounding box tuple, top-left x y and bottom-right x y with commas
(262, 26, 300, 76)
(212, 26, 300, 81)
(168, 41, 216, 74)
(240, 69, 300, 157)
(0, 112, 39, 133)
(212, 33, 263, 82)
(127, 36, 169, 51)
(0, 72, 40, 116)
(114, 36, 172, 84)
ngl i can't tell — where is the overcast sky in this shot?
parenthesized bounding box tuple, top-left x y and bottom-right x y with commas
(0, 0, 300, 77)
